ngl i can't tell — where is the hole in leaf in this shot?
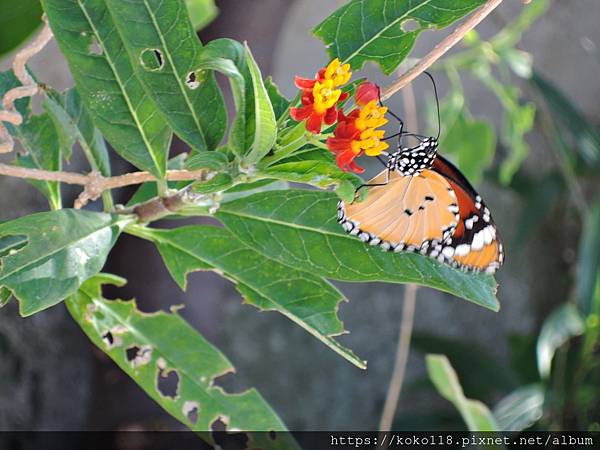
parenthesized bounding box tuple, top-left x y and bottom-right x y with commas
(211, 416, 229, 432)
(212, 417, 248, 449)
(125, 344, 153, 367)
(185, 71, 200, 90)
(102, 331, 114, 346)
(88, 36, 103, 55)
(140, 48, 164, 71)
(269, 431, 277, 440)
(400, 19, 420, 33)
(157, 366, 180, 399)
(102, 327, 124, 349)
(182, 401, 199, 425)
(126, 345, 139, 361)
(212, 371, 245, 394)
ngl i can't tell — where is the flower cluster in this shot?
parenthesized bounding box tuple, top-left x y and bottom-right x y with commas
(290, 58, 351, 134)
(327, 98, 389, 173)
(291, 60, 389, 173)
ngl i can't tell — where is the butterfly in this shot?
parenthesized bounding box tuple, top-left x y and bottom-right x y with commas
(337, 77, 504, 274)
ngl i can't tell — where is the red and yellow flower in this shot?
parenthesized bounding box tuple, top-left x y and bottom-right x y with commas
(326, 98, 389, 173)
(290, 58, 351, 134)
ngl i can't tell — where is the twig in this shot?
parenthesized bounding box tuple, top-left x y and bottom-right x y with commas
(378, 283, 418, 437)
(0, 16, 54, 153)
(0, 163, 213, 208)
(381, 0, 504, 101)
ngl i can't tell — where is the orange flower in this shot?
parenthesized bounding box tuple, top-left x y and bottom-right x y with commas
(326, 101, 389, 173)
(290, 58, 352, 134)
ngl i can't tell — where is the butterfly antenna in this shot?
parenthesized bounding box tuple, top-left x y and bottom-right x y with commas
(424, 71, 441, 139)
(377, 85, 404, 124)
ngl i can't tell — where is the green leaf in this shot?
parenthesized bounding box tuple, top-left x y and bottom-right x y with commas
(44, 88, 111, 176)
(67, 275, 299, 447)
(530, 72, 600, 169)
(216, 190, 499, 310)
(186, 151, 230, 171)
(193, 38, 249, 157)
(14, 113, 62, 210)
(42, 0, 172, 178)
(0, 0, 43, 57)
(440, 111, 496, 185)
(426, 354, 498, 431)
(0, 72, 60, 207)
(129, 224, 365, 369)
(412, 333, 514, 400)
(261, 160, 363, 203)
(0, 70, 31, 118)
(0, 210, 128, 316)
(185, 0, 218, 31)
(242, 44, 277, 165)
(500, 101, 535, 184)
(578, 197, 600, 315)
(104, 0, 226, 152)
(513, 172, 563, 247)
(265, 77, 290, 120)
(0, 287, 10, 308)
(537, 303, 585, 379)
(472, 66, 535, 184)
(314, 0, 486, 75)
(493, 384, 544, 431)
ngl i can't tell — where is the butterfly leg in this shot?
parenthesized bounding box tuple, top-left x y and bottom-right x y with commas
(352, 163, 392, 204)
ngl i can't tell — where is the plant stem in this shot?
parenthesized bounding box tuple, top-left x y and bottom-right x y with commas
(0, 163, 213, 209)
(381, 0, 504, 101)
(378, 283, 418, 436)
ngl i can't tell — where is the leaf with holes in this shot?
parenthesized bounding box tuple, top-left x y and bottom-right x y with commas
(42, 0, 171, 178)
(105, 0, 226, 152)
(427, 354, 498, 431)
(242, 43, 277, 165)
(216, 190, 499, 310)
(67, 275, 299, 447)
(129, 225, 365, 368)
(0, 210, 129, 317)
(314, 0, 486, 75)
(44, 88, 111, 176)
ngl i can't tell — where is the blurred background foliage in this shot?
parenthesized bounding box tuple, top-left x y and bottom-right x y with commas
(411, 0, 600, 432)
(0, 0, 598, 435)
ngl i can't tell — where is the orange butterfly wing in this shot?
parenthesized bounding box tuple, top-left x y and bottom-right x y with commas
(338, 168, 459, 252)
(431, 155, 504, 273)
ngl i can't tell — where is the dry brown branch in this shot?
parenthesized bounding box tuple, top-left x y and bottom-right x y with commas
(0, 163, 213, 208)
(0, 17, 54, 153)
(378, 284, 418, 438)
(381, 0, 504, 101)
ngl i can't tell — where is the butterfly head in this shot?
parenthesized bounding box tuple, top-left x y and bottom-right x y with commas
(390, 137, 439, 176)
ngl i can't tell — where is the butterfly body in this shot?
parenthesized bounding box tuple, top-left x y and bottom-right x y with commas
(388, 137, 438, 176)
(338, 140, 504, 274)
